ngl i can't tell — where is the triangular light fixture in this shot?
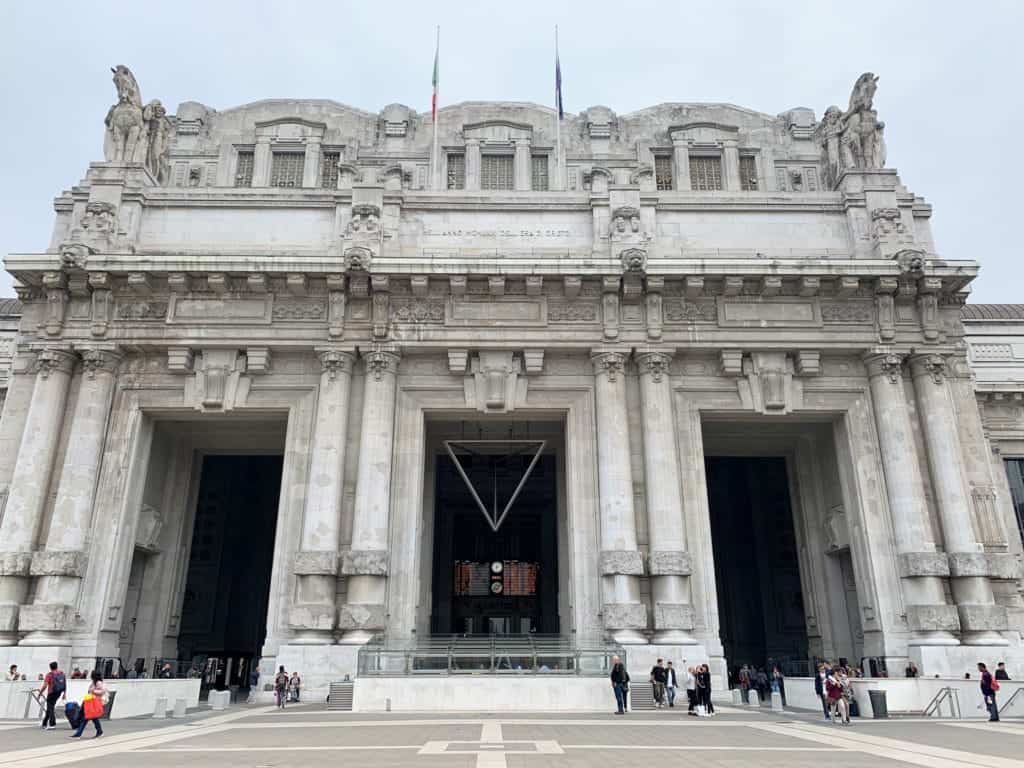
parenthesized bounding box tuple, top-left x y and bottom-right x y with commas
(443, 440, 546, 533)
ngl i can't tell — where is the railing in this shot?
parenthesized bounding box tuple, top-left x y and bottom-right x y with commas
(999, 686, 1023, 715)
(357, 634, 624, 677)
(922, 686, 961, 719)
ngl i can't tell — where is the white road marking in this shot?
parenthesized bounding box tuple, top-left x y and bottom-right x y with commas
(747, 721, 1024, 768)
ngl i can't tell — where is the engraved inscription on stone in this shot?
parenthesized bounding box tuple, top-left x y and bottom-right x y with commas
(117, 300, 168, 320)
(390, 298, 444, 324)
(548, 301, 599, 323)
(273, 299, 326, 321)
(169, 296, 272, 324)
(447, 297, 545, 326)
(663, 299, 716, 323)
(718, 298, 821, 327)
(820, 302, 874, 323)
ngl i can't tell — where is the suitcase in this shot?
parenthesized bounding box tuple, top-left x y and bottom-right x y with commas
(64, 701, 82, 729)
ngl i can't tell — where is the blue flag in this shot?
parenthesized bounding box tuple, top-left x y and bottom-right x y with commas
(555, 50, 563, 120)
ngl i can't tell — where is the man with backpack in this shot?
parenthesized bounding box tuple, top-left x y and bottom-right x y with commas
(978, 662, 1000, 722)
(38, 661, 66, 730)
(274, 666, 289, 709)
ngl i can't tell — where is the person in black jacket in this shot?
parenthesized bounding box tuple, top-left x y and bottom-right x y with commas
(978, 662, 999, 722)
(696, 664, 715, 716)
(995, 662, 1010, 681)
(610, 655, 630, 715)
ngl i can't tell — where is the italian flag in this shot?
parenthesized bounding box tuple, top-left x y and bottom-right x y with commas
(431, 36, 439, 123)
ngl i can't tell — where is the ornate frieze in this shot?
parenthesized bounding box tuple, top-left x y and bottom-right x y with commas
(390, 298, 444, 324)
(273, 299, 325, 321)
(821, 301, 874, 323)
(116, 299, 168, 320)
(548, 301, 599, 322)
(663, 298, 716, 323)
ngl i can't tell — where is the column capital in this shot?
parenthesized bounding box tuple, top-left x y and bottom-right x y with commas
(32, 347, 76, 379)
(78, 347, 123, 379)
(591, 349, 627, 381)
(315, 347, 356, 380)
(362, 345, 401, 381)
(863, 350, 905, 383)
(635, 349, 674, 383)
(909, 353, 946, 384)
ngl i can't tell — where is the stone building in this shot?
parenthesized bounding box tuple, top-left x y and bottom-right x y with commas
(0, 67, 1021, 699)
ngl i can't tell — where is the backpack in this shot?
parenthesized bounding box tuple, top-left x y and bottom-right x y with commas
(991, 674, 1001, 692)
(51, 671, 66, 695)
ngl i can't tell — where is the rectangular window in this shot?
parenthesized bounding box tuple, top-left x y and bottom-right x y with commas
(804, 167, 819, 192)
(690, 156, 723, 191)
(775, 167, 788, 192)
(319, 152, 340, 189)
(567, 167, 579, 190)
(481, 154, 514, 190)
(531, 155, 549, 191)
(447, 153, 465, 189)
(740, 155, 758, 191)
(655, 156, 673, 191)
(234, 151, 254, 187)
(1006, 459, 1024, 545)
(270, 152, 304, 187)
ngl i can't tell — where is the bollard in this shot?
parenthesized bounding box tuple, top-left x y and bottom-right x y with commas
(153, 697, 167, 718)
(172, 698, 187, 718)
(731, 689, 742, 705)
(209, 690, 230, 711)
(771, 691, 784, 712)
(747, 689, 759, 706)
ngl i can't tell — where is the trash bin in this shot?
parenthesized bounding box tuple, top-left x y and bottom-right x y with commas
(867, 689, 887, 719)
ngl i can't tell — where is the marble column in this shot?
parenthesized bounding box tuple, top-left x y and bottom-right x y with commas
(339, 346, 400, 644)
(0, 349, 37, 516)
(20, 348, 121, 646)
(864, 352, 959, 643)
(636, 350, 695, 644)
(0, 347, 76, 645)
(591, 350, 646, 644)
(289, 348, 355, 643)
(909, 354, 1007, 643)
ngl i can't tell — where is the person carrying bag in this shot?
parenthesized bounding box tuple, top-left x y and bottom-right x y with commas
(71, 671, 106, 739)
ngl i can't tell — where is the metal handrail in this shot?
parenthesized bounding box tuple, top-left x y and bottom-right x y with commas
(999, 686, 1023, 715)
(922, 686, 961, 719)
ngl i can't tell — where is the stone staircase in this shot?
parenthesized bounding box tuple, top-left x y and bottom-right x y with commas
(327, 681, 354, 711)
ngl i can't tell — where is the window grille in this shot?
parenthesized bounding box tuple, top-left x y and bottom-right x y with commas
(270, 152, 304, 187)
(234, 151, 254, 187)
(655, 156, 673, 191)
(531, 155, 549, 191)
(481, 154, 514, 190)
(740, 155, 758, 191)
(447, 153, 465, 189)
(567, 167, 579, 190)
(320, 152, 340, 188)
(690, 156, 723, 191)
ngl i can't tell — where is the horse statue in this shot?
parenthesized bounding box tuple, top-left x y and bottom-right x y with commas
(839, 73, 883, 171)
(104, 65, 147, 162)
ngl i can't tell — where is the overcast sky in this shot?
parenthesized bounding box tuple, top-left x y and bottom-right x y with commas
(1, 1, 1020, 302)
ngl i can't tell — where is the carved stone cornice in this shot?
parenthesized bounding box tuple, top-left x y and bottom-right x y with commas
(909, 353, 946, 385)
(79, 347, 123, 379)
(591, 350, 627, 382)
(32, 347, 76, 379)
(863, 351, 905, 384)
(316, 348, 356, 381)
(363, 346, 400, 381)
(635, 350, 673, 383)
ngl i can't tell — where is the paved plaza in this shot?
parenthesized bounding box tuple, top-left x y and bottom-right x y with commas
(0, 704, 1019, 768)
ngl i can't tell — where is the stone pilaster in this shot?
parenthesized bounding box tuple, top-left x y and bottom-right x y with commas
(0, 347, 76, 645)
(339, 346, 400, 643)
(513, 138, 531, 191)
(909, 354, 1008, 642)
(636, 350, 695, 643)
(464, 139, 481, 191)
(864, 352, 960, 641)
(0, 348, 37, 521)
(671, 137, 691, 191)
(591, 349, 646, 643)
(288, 348, 355, 642)
(20, 347, 121, 645)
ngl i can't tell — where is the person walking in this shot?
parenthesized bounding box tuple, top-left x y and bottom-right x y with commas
(38, 661, 67, 730)
(274, 666, 289, 709)
(995, 662, 1010, 681)
(665, 661, 678, 708)
(826, 669, 850, 724)
(771, 664, 786, 706)
(610, 655, 630, 715)
(247, 664, 260, 704)
(685, 666, 697, 716)
(814, 663, 831, 720)
(289, 671, 301, 703)
(978, 662, 1000, 722)
(650, 659, 667, 709)
(70, 671, 106, 739)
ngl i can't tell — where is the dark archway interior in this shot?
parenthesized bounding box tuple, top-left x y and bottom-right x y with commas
(706, 456, 809, 673)
(179, 454, 282, 687)
(431, 451, 558, 635)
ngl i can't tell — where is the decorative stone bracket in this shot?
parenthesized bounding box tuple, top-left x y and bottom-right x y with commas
(897, 552, 951, 578)
(29, 551, 86, 577)
(0, 553, 33, 576)
(653, 603, 695, 631)
(648, 550, 692, 576)
(949, 552, 1022, 580)
(341, 549, 388, 576)
(293, 550, 340, 576)
(958, 603, 1009, 632)
(906, 604, 960, 633)
(338, 603, 386, 631)
(602, 602, 647, 630)
(17, 603, 76, 633)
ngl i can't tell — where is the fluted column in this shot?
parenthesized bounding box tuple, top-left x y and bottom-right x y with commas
(636, 351, 695, 644)
(864, 352, 959, 643)
(591, 349, 646, 644)
(0, 349, 37, 516)
(289, 348, 355, 643)
(20, 348, 121, 646)
(339, 346, 400, 644)
(0, 347, 76, 645)
(909, 354, 1007, 643)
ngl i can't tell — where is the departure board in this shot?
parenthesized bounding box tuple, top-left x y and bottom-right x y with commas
(454, 560, 538, 596)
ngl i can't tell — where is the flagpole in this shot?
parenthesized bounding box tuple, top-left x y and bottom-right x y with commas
(555, 26, 563, 190)
(432, 25, 441, 190)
